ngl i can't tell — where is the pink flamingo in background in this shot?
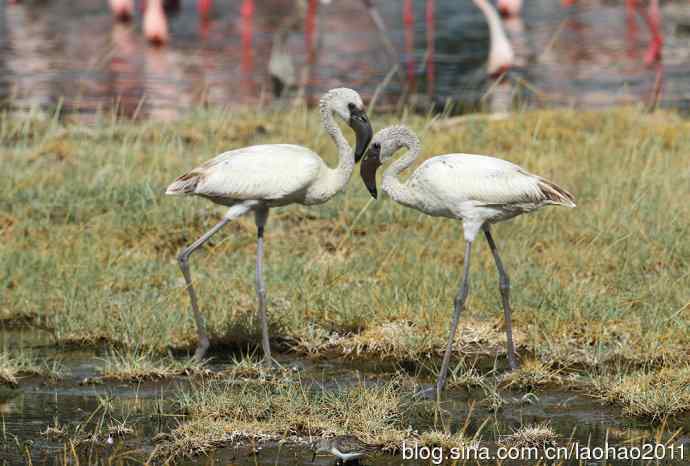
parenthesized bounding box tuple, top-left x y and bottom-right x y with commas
(197, 0, 213, 20)
(143, 0, 169, 45)
(109, 0, 134, 21)
(473, 0, 515, 77)
(642, 0, 662, 64)
(240, 0, 255, 96)
(305, 0, 318, 63)
(403, 0, 416, 90)
(111, 0, 213, 22)
(426, 0, 436, 96)
(497, 0, 522, 18)
(109, 0, 214, 45)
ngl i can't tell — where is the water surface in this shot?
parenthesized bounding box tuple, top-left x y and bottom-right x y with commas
(2, 327, 689, 465)
(1, 0, 689, 120)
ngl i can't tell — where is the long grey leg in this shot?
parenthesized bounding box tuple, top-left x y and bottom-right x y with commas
(178, 217, 230, 361)
(254, 207, 272, 368)
(435, 240, 473, 394)
(484, 227, 519, 370)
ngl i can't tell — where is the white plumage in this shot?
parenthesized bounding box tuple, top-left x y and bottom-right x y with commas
(166, 144, 322, 206)
(166, 88, 372, 363)
(359, 125, 574, 396)
(402, 153, 574, 240)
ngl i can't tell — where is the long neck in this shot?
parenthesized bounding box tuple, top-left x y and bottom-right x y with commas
(309, 98, 354, 202)
(473, 0, 514, 75)
(382, 136, 421, 206)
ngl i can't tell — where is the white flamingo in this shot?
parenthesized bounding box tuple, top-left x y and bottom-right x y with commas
(166, 88, 372, 363)
(359, 126, 575, 395)
(473, 0, 515, 77)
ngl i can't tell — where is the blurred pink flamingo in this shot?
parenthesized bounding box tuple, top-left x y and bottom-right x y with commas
(474, 0, 515, 77)
(109, 0, 214, 45)
(403, 0, 416, 90)
(109, 0, 134, 21)
(426, 0, 436, 95)
(641, 0, 662, 64)
(143, 0, 169, 45)
(497, 0, 521, 18)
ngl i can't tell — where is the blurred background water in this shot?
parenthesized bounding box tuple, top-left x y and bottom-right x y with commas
(0, 0, 689, 120)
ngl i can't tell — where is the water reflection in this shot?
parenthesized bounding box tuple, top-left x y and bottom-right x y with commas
(0, 0, 688, 119)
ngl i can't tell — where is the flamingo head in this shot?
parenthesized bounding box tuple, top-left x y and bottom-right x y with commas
(360, 125, 419, 199)
(322, 88, 373, 162)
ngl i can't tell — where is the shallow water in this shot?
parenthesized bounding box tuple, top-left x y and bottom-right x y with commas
(2, 327, 690, 465)
(1, 0, 689, 120)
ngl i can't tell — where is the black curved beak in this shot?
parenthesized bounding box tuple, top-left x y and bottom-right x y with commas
(348, 108, 373, 163)
(360, 144, 382, 199)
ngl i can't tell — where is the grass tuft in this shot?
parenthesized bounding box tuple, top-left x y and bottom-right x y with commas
(0, 350, 64, 386)
(498, 423, 558, 448)
(590, 366, 690, 419)
(500, 359, 563, 389)
(158, 377, 411, 459)
(99, 348, 207, 381)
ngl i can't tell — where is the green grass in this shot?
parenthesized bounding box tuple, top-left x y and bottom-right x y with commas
(590, 366, 690, 419)
(1, 105, 689, 388)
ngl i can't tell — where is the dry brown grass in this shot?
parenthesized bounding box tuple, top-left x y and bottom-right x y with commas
(498, 423, 558, 449)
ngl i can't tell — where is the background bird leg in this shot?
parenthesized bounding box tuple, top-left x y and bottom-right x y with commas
(255, 207, 272, 368)
(484, 227, 519, 370)
(436, 240, 473, 394)
(177, 216, 231, 361)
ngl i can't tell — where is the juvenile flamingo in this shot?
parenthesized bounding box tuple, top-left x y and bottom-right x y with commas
(166, 88, 372, 363)
(360, 126, 575, 395)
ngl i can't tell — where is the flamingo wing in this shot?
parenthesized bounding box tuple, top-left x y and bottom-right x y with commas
(413, 154, 574, 207)
(166, 144, 322, 201)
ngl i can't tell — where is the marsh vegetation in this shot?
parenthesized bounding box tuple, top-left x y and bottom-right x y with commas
(1, 105, 689, 463)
